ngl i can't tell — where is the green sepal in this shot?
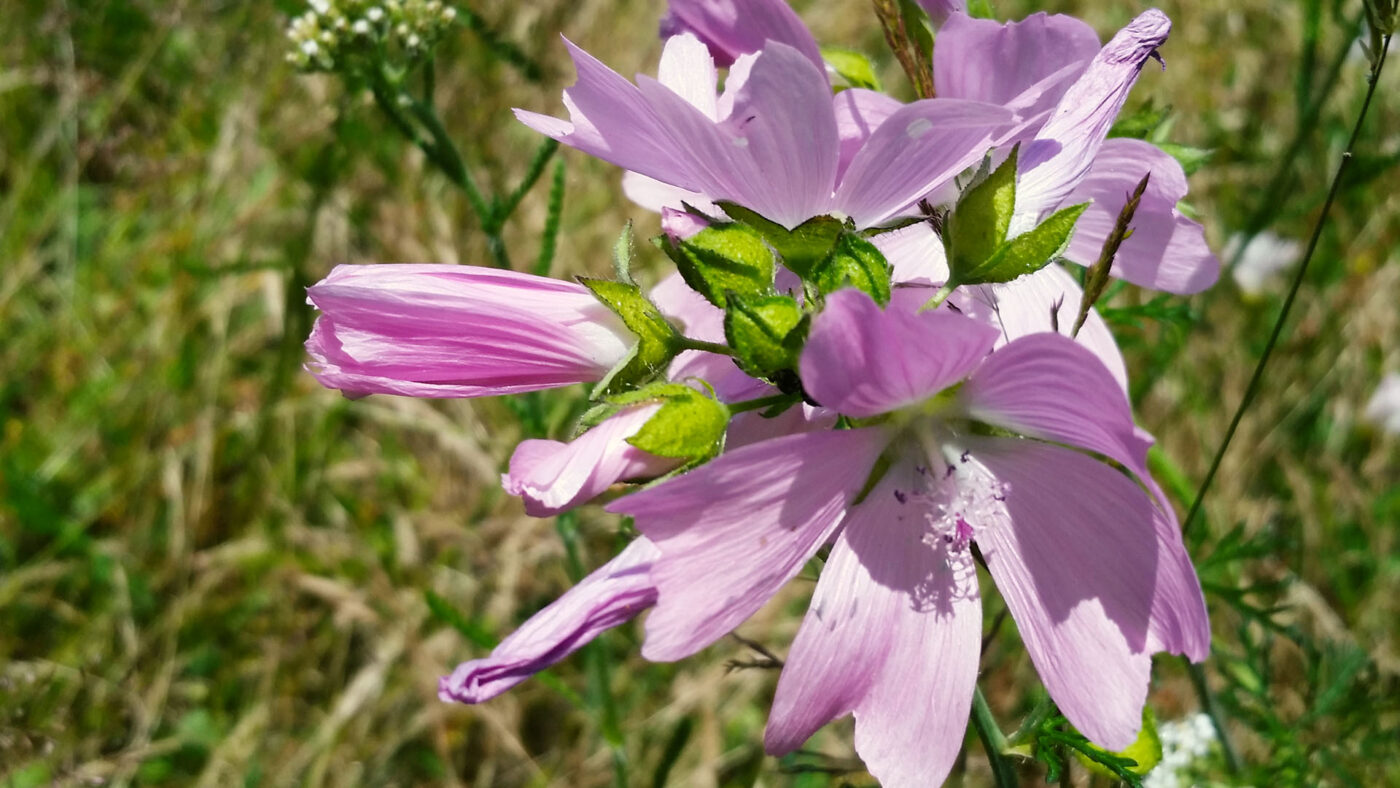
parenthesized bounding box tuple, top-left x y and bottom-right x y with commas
(612, 220, 637, 285)
(945, 145, 1019, 278)
(821, 46, 882, 90)
(954, 202, 1089, 286)
(578, 277, 680, 397)
(655, 221, 775, 307)
(811, 231, 893, 306)
(723, 293, 808, 380)
(715, 201, 844, 278)
(1073, 707, 1163, 780)
(577, 381, 728, 465)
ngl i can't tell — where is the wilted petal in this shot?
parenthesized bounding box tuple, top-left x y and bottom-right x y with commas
(305, 264, 631, 398)
(934, 12, 1099, 114)
(1015, 10, 1172, 227)
(802, 289, 998, 418)
(660, 0, 824, 72)
(438, 538, 660, 703)
(1064, 138, 1220, 294)
(836, 99, 1014, 227)
(968, 437, 1157, 749)
(503, 404, 679, 517)
(766, 465, 981, 788)
(608, 428, 886, 660)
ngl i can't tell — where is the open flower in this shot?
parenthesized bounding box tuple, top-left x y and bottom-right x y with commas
(608, 289, 1209, 787)
(305, 264, 633, 397)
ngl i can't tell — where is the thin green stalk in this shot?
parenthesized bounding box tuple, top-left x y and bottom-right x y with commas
(677, 337, 735, 356)
(972, 686, 1019, 787)
(1182, 32, 1390, 538)
(727, 392, 800, 414)
(1187, 660, 1241, 773)
(1005, 693, 1056, 748)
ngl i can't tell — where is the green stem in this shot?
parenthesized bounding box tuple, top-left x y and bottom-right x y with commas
(1187, 660, 1241, 774)
(727, 392, 800, 414)
(1181, 32, 1390, 538)
(677, 337, 735, 356)
(921, 281, 956, 313)
(971, 687, 1019, 788)
(1005, 693, 1056, 748)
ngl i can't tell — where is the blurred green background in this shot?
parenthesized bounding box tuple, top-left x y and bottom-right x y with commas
(1, 0, 1397, 785)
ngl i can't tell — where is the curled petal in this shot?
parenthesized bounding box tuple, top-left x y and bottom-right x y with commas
(1015, 9, 1172, 227)
(438, 538, 660, 704)
(305, 264, 631, 398)
(503, 405, 679, 517)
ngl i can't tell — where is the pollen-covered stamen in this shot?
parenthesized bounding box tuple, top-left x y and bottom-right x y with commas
(899, 452, 1009, 556)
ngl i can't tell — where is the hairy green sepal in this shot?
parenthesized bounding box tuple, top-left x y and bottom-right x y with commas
(962, 202, 1089, 284)
(579, 382, 728, 465)
(578, 277, 680, 397)
(656, 221, 775, 306)
(811, 231, 893, 305)
(723, 294, 809, 381)
(716, 202, 844, 278)
(945, 146, 1019, 277)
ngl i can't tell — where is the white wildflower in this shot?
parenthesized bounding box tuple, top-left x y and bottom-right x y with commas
(1364, 373, 1400, 434)
(1225, 231, 1302, 295)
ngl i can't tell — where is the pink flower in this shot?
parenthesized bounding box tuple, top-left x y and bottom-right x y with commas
(516, 32, 1013, 229)
(439, 538, 660, 704)
(659, 0, 823, 70)
(609, 289, 1209, 787)
(305, 264, 633, 398)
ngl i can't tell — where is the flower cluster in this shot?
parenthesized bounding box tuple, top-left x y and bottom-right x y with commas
(303, 1, 1219, 785)
(1143, 713, 1219, 788)
(285, 0, 457, 72)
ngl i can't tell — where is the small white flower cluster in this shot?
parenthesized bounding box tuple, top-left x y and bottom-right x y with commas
(285, 0, 459, 72)
(1143, 713, 1218, 788)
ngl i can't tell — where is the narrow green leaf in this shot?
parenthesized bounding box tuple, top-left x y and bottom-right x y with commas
(821, 47, 882, 90)
(811, 231, 893, 305)
(657, 222, 776, 306)
(960, 202, 1089, 285)
(723, 293, 806, 378)
(946, 145, 1019, 278)
(714, 202, 843, 278)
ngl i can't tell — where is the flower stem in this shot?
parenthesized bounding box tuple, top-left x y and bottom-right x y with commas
(727, 392, 800, 414)
(972, 686, 1019, 787)
(1181, 32, 1390, 538)
(921, 281, 956, 313)
(677, 337, 735, 356)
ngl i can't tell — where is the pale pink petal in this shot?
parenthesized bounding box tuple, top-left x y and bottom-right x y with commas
(515, 39, 702, 194)
(660, 0, 824, 72)
(502, 404, 679, 517)
(833, 88, 902, 182)
(439, 538, 659, 704)
(305, 264, 631, 398)
(934, 13, 1099, 112)
(968, 437, 1157, 749)
(621, 171, 718, 217)
(656, 33, 720, 119)
(836, 99, 1014, 227)
(608, 428, 887, 660)
(801, 289, 999, 418)
(1015, 10, 1172, 227)
(1063, 138, 1220, 294)
(961, 331, 1151, 480)
(875, 221, 950, 285)
(1144, 492, 1211, 661)
(956, 265, 1130, 392)
(766, 465, 981, 787)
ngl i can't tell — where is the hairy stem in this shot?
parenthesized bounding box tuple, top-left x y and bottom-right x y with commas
(972, 686, 1019, 787)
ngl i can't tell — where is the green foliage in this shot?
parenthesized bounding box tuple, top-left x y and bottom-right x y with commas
(810, 231, 894, 305)
(715, 201, 844, 278)
(821, 47, 883, 90)
(955, 203, 1089, 286)
(723, 294, 808, 380)
(945, 147, 1019, 276)
(578, 277, 681, 396)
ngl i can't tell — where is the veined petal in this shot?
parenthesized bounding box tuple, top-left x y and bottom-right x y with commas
(968, 437, 1157, 749)
(305, 264, 631, 398)
(621, 171, 718, 217)
(801, 289, 999, 419)
(503, 404, 679, 517)
(1014, 9, 1172, 227)
(875, 221, 950, 285)
(956, 264, 1129, 391)
(836, 99, 1015, 227)
(438, 538, 659, 704)
(1064, 138, 1219, 294)
(608, 428, 886, 660)
(660, 0, 824, 72)
(766, 465, 981, 788)
(657, 32, 720, 119)
(833, 88, 902, 182)
(1145, 487, 1211, 661)
(934, 13, 1099, 111)
(961, 331, 1151, 480)
(516, 39, 702, 193)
